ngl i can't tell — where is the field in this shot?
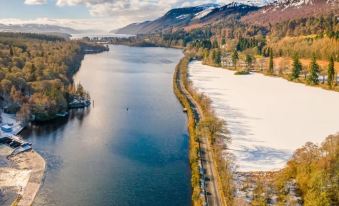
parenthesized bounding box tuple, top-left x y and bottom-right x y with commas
(189, 60, 339, 172)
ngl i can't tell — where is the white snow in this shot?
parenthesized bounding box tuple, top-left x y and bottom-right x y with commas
(194, 9, 214, 20)
(188, 61, 339, 172)
(193, 4, 221, 20)
(176, 14, 190, 20)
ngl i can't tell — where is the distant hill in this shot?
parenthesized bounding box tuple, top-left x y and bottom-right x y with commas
(242, 0, 339, 25)
(0, 24, 91, 35)
(113, 3, 259, 35)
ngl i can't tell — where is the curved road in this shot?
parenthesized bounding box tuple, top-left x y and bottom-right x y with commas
(175, 59, 224, 206)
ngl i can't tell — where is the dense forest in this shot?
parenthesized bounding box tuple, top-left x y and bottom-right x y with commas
(0, 32, 107, 121)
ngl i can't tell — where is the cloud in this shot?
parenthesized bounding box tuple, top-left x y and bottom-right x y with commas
(24, 0, 48, 5)
(53, 0, 266, 18)
(54, 0, 229, 18)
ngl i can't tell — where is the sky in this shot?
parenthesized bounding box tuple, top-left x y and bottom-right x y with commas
(0, 0, 264, 32)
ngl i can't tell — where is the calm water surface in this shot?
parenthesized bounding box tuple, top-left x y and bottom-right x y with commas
(21, 45, 191, 206)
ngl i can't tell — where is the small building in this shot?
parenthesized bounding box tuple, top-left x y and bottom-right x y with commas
(1, 124, 12, 132)
(69, 99, 91, 109)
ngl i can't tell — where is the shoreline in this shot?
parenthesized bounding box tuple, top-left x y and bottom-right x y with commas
(173, 55, 226, 206)
(8, 150, 46, 206)
(0, 113, 46, 206)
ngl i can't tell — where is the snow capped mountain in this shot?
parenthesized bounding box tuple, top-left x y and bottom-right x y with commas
(243, 0, 339, 25)
(267, 0, 338, 9)
(114, 2, 259, 34)
(225, 0, 337, 7)
(222, 0, 274, 6)
(113, 0, 337, 34)
(265, 0, 338, 12)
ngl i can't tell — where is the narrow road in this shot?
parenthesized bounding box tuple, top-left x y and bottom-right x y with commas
(175, 60, 223, 206)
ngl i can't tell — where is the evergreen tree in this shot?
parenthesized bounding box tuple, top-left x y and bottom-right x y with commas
(327, 56, 335, 87)
(203, 49, 209, 62)
(9, 46, 14, 56)
(221, 37, 226, 45)
(245, 54, 253, 71)
(212, 39, 219, 48)
(214, 49, 221, 65)
(268, 48, 274, 74)
(290, 54, 302, 80)
(231, 49, 239, 70)
(210, 50, 216, 64)
(307, 55, 320, 85)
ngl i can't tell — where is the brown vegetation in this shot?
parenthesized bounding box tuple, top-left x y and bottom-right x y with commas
(274, 134, 339, 205)
(242, 0, 339, 26)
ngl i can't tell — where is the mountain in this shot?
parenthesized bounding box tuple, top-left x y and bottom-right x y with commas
(0, 24, 85, 34)
(242, 0, 339, 25)
(113, 3, 259, 35)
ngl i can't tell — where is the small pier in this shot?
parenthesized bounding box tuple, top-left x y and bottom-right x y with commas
(0, 135, 32, 156)
(68, 99, 91, 109)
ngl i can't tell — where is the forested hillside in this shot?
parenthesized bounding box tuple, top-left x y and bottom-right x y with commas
(0, 32, 107, 121)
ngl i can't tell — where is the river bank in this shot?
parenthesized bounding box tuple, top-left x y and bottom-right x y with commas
(0, 113, 46, 206)
(174, 54, 234, 206)
(9, 151, 45, 206)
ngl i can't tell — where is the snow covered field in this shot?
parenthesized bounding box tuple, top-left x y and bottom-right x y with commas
(188, 61, 339, 171)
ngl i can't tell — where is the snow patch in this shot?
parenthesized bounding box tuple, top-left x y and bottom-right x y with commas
(193, 3, 220, 20)
(176, 14, 190, 20)
(189, 61, 339, 172)
(194, 9, 214, 19)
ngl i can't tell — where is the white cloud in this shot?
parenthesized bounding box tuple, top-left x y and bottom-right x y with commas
(54, 0, 228, 17)
(53, 0, 267, 18)
(24, 0, 48, 5)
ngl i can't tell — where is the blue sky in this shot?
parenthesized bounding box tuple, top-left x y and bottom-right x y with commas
(0, 0, 263, 31)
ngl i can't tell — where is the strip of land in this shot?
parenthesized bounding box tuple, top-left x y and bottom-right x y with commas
(174, 56, 224, 206)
